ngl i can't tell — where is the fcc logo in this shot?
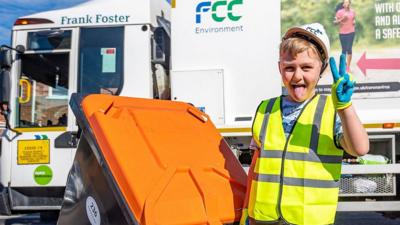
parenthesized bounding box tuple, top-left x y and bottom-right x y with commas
(305, 26, 323, 36)
(196, 0, 243, 24)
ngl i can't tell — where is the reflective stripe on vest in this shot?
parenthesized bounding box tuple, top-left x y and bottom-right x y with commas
(249, 95, 343, 225)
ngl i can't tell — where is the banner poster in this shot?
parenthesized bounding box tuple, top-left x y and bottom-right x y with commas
(281, 0, 400, 98)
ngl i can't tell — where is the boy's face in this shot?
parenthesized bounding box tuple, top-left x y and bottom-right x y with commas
(279, 49, 322, 102)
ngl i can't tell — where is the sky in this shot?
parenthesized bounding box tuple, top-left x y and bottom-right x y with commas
(0, 0, 88, 45)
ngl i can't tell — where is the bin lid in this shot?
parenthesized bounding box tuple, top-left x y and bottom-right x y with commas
(78, 94, 247, 225)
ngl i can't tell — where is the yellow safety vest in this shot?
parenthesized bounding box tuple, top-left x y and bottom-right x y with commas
(249, 94, 343, 225)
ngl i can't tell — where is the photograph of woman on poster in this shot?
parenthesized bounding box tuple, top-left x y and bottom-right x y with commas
(334, 0, 356, 72)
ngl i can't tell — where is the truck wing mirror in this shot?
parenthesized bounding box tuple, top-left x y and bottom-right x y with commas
(0, 46, 12, 104)
(152, 27, 170, 69)
(0, 45, 23, 135)
(0, 69, 11, 104)
(0, 47, 12, 69)
(0, 68, 20, 136)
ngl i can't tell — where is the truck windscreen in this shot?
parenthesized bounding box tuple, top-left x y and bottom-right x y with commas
(27, 30, 71, 51)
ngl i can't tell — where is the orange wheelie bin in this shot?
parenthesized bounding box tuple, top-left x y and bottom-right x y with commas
(57, 94, 247, 225)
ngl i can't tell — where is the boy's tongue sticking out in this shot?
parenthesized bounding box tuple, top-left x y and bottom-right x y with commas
(292, 84, 306, 99)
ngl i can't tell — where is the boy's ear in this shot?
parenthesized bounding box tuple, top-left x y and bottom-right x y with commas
(320, 61, 327, 75)
(319, 64, 323, 78)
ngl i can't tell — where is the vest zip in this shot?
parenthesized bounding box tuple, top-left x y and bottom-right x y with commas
(276, 94, 318, 224)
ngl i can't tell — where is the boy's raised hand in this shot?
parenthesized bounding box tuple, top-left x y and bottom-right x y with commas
(329, 54, 355, 110)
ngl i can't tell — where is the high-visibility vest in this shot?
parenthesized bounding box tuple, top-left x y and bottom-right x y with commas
(249, 94, 343, 225)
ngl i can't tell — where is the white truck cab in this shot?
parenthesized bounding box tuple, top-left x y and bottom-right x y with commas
(0, 0, 171, 213)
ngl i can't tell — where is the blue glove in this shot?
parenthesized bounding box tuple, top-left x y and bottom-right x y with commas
(329, 54, 355, 110)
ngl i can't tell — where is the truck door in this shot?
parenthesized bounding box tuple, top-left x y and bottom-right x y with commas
(9, 28, 78, 191)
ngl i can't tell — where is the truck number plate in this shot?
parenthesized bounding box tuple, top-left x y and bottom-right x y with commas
(17, 140, 50, 165)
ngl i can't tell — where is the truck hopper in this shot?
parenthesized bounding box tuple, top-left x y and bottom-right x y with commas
(57, 94, 247, 225)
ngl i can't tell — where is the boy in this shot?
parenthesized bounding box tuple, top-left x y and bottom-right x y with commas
(240, 23, 369, 225)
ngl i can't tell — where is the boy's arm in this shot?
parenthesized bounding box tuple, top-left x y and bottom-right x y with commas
(338, 105, 369, 156)
(330, 54, 369, 156)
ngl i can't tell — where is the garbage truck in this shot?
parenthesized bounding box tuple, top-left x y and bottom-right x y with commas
(0, 0, 399, 215)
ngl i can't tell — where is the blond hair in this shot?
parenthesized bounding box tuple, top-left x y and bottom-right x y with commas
(279, 37, 323, 63)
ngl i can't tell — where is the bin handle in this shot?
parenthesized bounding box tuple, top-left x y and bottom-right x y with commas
(187, 107, 208, 123)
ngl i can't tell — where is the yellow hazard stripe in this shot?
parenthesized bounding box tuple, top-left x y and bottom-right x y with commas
(364, 124, 382, 129)
(14, 127, 67, 133)
(364, 123, 400, 129)
(218, 127, 252, 133)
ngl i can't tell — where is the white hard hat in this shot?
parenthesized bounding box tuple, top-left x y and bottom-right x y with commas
(282, 23, 330, 72)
